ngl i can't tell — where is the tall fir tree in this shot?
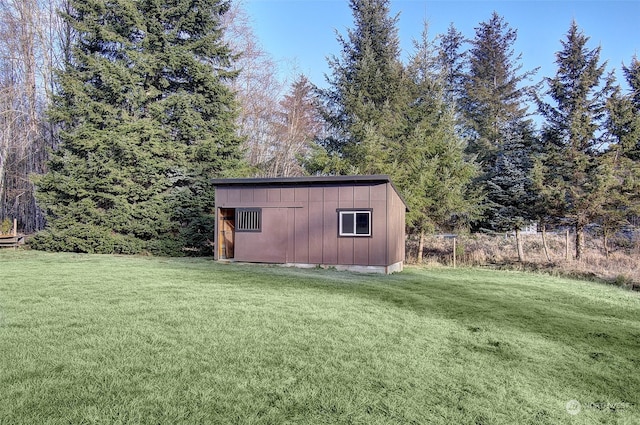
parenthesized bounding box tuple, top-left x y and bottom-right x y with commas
(33, 0, 243, 255)
(396, 22, 479, 261)
(483, 122, 536, 261)
(601, 56, 640, 253)
(608, 57, 640, 161)
(537, 21, 615, 261)
(311, 0, 406, 175)
(460, 12, 538, 233)
(624, 56, 640, 108)
(437, 23, 466, 107)
(461, 12, 537, 168)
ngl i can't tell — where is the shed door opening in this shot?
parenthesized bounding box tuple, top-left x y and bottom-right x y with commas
(219, 208, 235, 259)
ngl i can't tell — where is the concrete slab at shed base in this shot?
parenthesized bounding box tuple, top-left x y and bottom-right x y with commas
(282, 261, 404, 275)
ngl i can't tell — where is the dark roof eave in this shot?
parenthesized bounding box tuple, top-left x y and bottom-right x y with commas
(211, 174, 392, 186)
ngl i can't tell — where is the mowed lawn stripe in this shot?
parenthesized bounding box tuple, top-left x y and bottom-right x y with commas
(0, 251, 638, 424)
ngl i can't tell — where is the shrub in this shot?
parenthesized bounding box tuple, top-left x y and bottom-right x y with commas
(30, 226, 146, 255)
(613, 274, 633, 288)
(0, 219, 12, 235)
(146, 237, 186, 257)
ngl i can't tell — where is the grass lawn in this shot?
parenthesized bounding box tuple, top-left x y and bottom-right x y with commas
(0, 251, 638, 424)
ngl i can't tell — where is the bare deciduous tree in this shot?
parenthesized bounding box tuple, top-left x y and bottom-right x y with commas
(222, 2, 323, 177)
(223, 0, 311, 177)
(0, 0, 65, 232)
(271, 75, 323, 177)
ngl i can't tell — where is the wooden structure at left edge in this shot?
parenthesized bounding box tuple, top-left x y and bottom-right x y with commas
(0, 219, 25, 249)
(211, 175, 408, 274)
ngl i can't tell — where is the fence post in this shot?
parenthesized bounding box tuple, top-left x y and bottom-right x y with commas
(565, 229, 570, 261)
(453, 237, 457, 268)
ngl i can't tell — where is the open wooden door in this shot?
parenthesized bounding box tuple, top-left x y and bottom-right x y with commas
(218, 208, 235, 259)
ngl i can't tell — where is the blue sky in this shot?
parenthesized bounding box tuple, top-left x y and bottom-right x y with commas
(243, 0, 639, 91)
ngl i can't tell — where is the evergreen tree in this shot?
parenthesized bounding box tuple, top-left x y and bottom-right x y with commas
(625, 56, 640, 108)
(484, 122, 536, 261)
(312, 0, 405, 175)
(33, 0, 243, 255)
(530, 155, 565, 261)
(461, 12, 537, 168)
(396, 23, 479, 261)
(537, 21, 614, 260)
(437, 23, 466, 106)
(459, 12, 539, 234)
(601, 56, 640, 253)
(609, 57, 640, 161)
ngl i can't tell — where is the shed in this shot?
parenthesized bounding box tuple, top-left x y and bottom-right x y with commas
(211, 175, 407, 274)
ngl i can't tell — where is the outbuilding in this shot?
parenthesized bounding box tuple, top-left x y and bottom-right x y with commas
(211, 175, 407, 274)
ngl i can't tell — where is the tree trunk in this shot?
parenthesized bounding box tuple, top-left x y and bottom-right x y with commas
(603, 228, 610, 259)
(575, 225, 585, 262)
(515, 228, 525, 263)
(417, 230, 425, 264)
(541, 224, 551, 262)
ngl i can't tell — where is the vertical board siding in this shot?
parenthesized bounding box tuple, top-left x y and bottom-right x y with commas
(281, 187, 295, 202)
(370, 199, 388, 265)
(287, 207, 295, 263)
(322, 186, 339, 265)
(338, 237, 355, 265)
(235, 207, 287, 263)
(293, 188, 309, 263)
(353, 237, 370, 266)
(334, 186, 355, 265)
(214, 179, 405, 269)
(254, 188, 267, 203)
(308, 187, 324, 264)
(240, 187, 254, 203)
(386, 183, 405, 265)
(267, 188, 281, 202)
(228, 187, 241, 203)
(370, 183, 388, 266)
(293, 207, 309, 263)
(338, 186, 353, 206)
(338, 185, 354, 265)
(217, 187, 228, 203)
(354, 185, 372, 265)
(354, 185, 370, 203)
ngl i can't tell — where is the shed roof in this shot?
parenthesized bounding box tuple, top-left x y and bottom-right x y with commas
(212, 174, 408, 210)
(212, 174, 393, 186)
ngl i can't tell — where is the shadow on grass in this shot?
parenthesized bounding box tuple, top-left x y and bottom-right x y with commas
(223, 264, 640, 354)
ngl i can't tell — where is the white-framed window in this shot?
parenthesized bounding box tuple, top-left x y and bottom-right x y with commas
(338, 210, 372, 237)
(236, 208, 261, 232)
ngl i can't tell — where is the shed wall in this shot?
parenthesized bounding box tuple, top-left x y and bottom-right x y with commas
(386, 183, 406, 265)
(214, 181, 405, 268)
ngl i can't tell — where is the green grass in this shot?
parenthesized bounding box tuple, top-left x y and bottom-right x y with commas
(0, 251, 638, 425)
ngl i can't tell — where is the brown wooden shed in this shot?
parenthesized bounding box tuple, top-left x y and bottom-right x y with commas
(211, 175, 407, 274)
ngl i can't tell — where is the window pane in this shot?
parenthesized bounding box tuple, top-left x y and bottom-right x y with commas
(355, 212, 370, 235)
(341, 213, 354, 234)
